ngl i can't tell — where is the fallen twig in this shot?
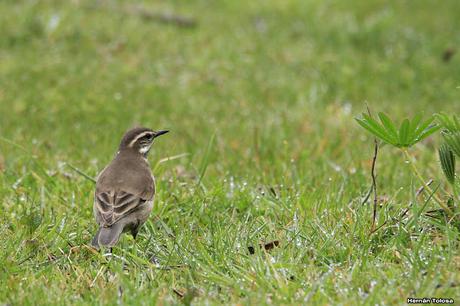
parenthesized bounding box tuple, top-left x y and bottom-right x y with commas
(248, 240, 280, 254)
(127, 6, 197, 28)
(173, 288, 185, 298)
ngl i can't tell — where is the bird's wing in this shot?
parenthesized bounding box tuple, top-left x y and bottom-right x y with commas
(95, 188, 153, 226)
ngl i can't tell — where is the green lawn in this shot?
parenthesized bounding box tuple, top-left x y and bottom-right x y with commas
(1, 0, 460, 304)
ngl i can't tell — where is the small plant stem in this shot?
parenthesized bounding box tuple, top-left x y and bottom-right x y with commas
(366, 105, 379, 233)
(370, 140, 379, 233)
(402, 149, 453, 215)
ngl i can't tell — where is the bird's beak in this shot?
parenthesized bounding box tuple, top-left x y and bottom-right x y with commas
(154, 130, 169, 138)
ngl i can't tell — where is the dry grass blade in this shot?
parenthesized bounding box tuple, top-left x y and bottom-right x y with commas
(66, 163, 96, 183)
(153, 153, 190, 171)
(127, 6, 197, 28)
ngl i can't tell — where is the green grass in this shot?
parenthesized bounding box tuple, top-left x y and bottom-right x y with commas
(1, 0, 460, 304)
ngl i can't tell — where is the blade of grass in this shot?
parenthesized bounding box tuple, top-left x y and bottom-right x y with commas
(197, 132, 216, 187)
(153, 153, 190, 172)
(66, 163, 96, 183)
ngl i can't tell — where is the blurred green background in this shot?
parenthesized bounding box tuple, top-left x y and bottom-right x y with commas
(1, 0, 460, 305)
(1, 0, 459, 172)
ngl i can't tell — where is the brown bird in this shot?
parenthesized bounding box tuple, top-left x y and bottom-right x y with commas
(91, 127, 169, 249)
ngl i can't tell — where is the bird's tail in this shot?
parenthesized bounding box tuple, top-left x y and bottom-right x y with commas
(91, 223, 124, 249)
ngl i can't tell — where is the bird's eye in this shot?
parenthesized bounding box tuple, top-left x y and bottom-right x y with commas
(143, 134, 154, 141)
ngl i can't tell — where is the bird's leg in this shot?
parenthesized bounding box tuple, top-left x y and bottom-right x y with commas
(131, 222, 140, 240)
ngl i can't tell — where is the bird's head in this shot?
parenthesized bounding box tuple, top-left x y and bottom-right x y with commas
(119, 127, 169, 156)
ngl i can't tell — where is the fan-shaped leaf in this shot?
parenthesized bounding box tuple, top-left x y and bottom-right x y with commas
(414, 116, 435, 136)
(408, 114, 422, 142)
(355, 118, 394, 145)
(443, 132, 460, 157)
(455, 116, 460, 131)
(378, 112, 398, 143)
(356, 113, 441, 148)
(355, 114, 396, 145)
(414, 124, 441, 145)
(439, 143, 456, 185)
(398, 119, 410, 147)
(435, 113, 460, 133)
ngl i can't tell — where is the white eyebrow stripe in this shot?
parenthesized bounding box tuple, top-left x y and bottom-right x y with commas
(128, 131, 153, 147)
